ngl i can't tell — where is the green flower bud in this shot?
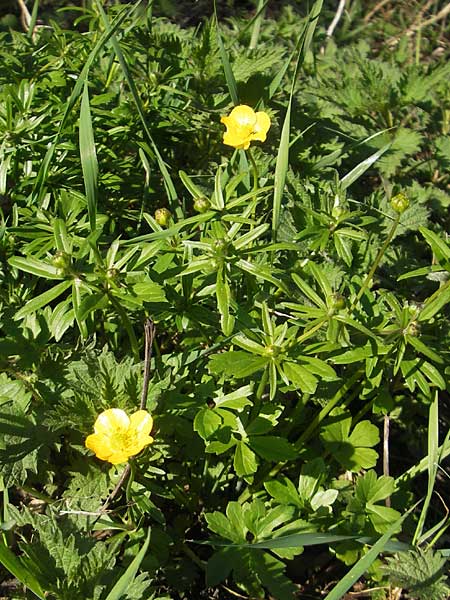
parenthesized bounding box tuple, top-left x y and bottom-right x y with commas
(406, 320, 421, 337)
(331, 293, 346, 311)
(390, 193, 409, 214)
(52, 251, 71, 271)
(265, 344, 280, 358)
(154, 208, 172, 227)
(106, 268, 119, 281)
(194, 197, 211, 213)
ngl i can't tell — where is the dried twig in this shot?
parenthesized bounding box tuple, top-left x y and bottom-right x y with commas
(17, 0, 31, 31)
(326, 0, 347, 39)
(364, 0, 391, 24)
(388, 1, 450, 44)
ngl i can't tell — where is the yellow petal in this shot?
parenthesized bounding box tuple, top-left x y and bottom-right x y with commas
(129, 410, 153, 436)
(223, 129, 251, 149)
(85, 433, 114, 461)
(94, 408, 129, 435)
(251, 111, 271, 142)
(228, 105, 257, 128)
(107, 451, 131, 465)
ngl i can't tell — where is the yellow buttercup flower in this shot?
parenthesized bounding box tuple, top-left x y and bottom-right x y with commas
(85, 408, 154, 465)
(221, 105, 271, 150)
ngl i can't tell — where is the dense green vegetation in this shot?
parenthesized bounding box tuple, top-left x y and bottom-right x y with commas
(0, 1, 449, 598)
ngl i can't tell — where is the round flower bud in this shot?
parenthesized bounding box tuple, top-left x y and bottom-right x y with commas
(155, 208, 172, 227)
(194, 197, 211, 213)
(406, 320, 421, 337)
(390, 193, 409, 214)
(331, 293, 346, 311)
(52, 251, 71, 271)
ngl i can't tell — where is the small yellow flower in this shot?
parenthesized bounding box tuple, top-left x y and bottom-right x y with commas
(221, 105, 271, 150)
(85, 408, 154, 465)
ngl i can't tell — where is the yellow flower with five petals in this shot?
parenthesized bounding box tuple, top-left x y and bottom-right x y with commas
(221, 105, 270, 150)
(85, 408, 154, 465)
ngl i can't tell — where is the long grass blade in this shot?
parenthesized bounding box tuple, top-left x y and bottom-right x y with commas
(79, 81, 98, 233)
(105, 528, 151, 600)
(340, 143, 391, 190)
(272, 0, 323, 240)
(0, 538, 46, 599)
(32, 4, 137, 204)
(413, 390, 439, 544)
(94, 1, 177, 204)
(323, 506, 415, 600)
(214, 1, 239, 105)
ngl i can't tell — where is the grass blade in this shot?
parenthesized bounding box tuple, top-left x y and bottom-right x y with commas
(413, 390, 439, 544)
(272, 0, 323, 240)
(79, 81, 98, 233)
(323, 507, 415, 600)
(94, 1, 177, 204)
(340, 143, 391, 190)
(0, 538, 46, 599)
(249, 0, 266, 50)
(214, 1, 238, 105)
(105, 528, 151, 600)
(32, 4, 137, 204)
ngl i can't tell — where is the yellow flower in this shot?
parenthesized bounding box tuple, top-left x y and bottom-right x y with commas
(85, 408, 154, 465)
(221, 105, 271, 150)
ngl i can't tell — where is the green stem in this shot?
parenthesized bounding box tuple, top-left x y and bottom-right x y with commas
(293, 369, 363, 451)
(126, 460, 136, 504)
(247, 148, 259, 234)
(348, 213, 400, 314)
(250, 366, 269, 421)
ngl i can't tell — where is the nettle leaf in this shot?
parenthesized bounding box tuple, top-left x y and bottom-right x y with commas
(209, 351, 268, 378)
(384, 548, 450, 600)
(320, 409, 380, 471)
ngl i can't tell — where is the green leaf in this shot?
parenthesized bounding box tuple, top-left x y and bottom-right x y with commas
(234, 440, 258, 477)
(209, 351, 268, 378)
(105, 528, 151, 600)
(354, 470, 395, 505)
(340, 143, 391, 190)
(419, 227, 450, 263)
(8, 256, 63, 279)
(132, 280, 167, 303)
(194, 408, 223, 441)
(265, 478, 302, 508)
(323, 510, 412, 600)
(418, 283, 450, 322)
(282, 361, 318, 394)
(79, 80, 98, 233)
(321, 410, 380, 471)
(215, 13, 238, 105)
(249, 436, 297, 461)
(0, 538, 46, 599)
(15, 280, 72, 320)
